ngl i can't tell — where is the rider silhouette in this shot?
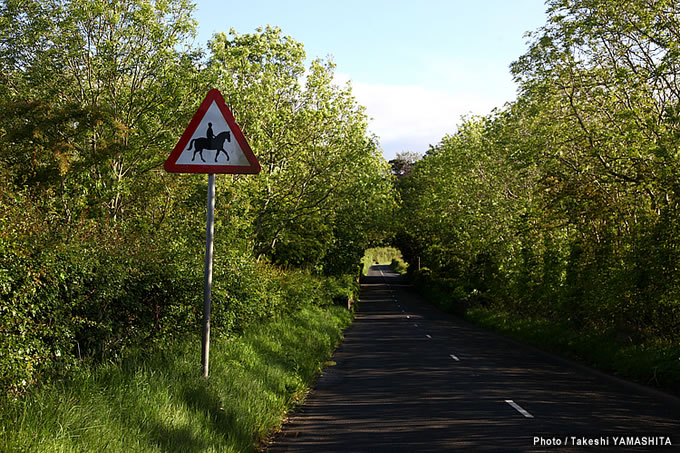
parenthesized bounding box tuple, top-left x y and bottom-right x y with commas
(206, 122, 215, 148)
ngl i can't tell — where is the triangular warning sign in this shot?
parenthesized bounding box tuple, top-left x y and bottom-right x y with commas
(164, 89, 261, 174)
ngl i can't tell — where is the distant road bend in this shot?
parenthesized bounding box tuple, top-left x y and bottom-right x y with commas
(269, 265, 680, 452)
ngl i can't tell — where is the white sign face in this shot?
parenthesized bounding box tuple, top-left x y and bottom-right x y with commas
(174, 101, 251, 167)
(164, 89, 260, 174)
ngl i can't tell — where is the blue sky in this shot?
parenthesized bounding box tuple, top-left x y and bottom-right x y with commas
(192, 0, 548, 160)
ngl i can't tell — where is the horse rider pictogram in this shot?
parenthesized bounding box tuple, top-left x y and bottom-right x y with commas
(188, 123, 231, 163)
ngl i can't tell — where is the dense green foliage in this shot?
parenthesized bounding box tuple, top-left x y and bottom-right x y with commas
(0, 0, 393, 398)
(389, 257, 408, 275)
(207, 27, 395, 272)
(397, 0, 680, 378)
(1, 305, 352, 452)
(4, 0, 678, 416)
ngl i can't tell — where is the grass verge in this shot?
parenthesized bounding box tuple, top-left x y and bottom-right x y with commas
(0, 305, 352, 452)
(466, 307, 680, 396)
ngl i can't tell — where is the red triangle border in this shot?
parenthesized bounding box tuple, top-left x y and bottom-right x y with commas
(164, 89, 261, 174)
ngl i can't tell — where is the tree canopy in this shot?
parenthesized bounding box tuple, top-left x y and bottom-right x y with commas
(396, 0, 680, 342)
(0, 1, 395, 396)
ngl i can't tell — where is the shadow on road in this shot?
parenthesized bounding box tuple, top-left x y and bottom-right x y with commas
(359, 264, 403, 285)
(268, 265, 680, 452)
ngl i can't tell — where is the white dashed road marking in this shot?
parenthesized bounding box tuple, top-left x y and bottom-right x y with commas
(505, 400, 534, 418)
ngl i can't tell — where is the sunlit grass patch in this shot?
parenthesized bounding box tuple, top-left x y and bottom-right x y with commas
(1, 306, 352, 452)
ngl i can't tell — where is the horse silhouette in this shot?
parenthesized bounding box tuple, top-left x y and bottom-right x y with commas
(188, 131, 231, 162)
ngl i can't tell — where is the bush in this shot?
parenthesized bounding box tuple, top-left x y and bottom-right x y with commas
(323, 273, 359, 308)
(390, 257, 408, 274)
(0, 214, 205, 398)
(0, 207, 359, 398)
(409, 268, 472, 315)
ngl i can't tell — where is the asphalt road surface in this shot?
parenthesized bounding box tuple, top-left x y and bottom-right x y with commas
(268, 265, 680, 452)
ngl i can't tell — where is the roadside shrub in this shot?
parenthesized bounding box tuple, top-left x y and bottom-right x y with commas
(390, 257, 408, 274)
(323, 273, 359, 307)
(0, 203, 359, 398)
(0, 211, 206, 398)
(410, 268, 470, 315)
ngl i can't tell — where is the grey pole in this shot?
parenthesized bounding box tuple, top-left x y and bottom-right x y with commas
(202, 173, 216, 377)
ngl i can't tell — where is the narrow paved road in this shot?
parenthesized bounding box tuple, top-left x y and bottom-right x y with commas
(268, 265, 680, 452)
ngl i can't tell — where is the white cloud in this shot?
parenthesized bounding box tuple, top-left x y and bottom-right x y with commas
(335, 73, 506, 160)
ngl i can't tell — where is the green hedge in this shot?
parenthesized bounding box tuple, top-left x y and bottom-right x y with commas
(0, 210, 359, 398)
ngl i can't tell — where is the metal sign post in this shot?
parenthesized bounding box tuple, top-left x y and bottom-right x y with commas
(165, 89, 260, 378)
(202, 173, 216, 378)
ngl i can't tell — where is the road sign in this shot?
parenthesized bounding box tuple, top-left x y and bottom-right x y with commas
(164, 89, 261, 378)
(164, 89, 261, 174)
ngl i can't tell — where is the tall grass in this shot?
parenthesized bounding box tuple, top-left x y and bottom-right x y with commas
(0, 306, 352, 452)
